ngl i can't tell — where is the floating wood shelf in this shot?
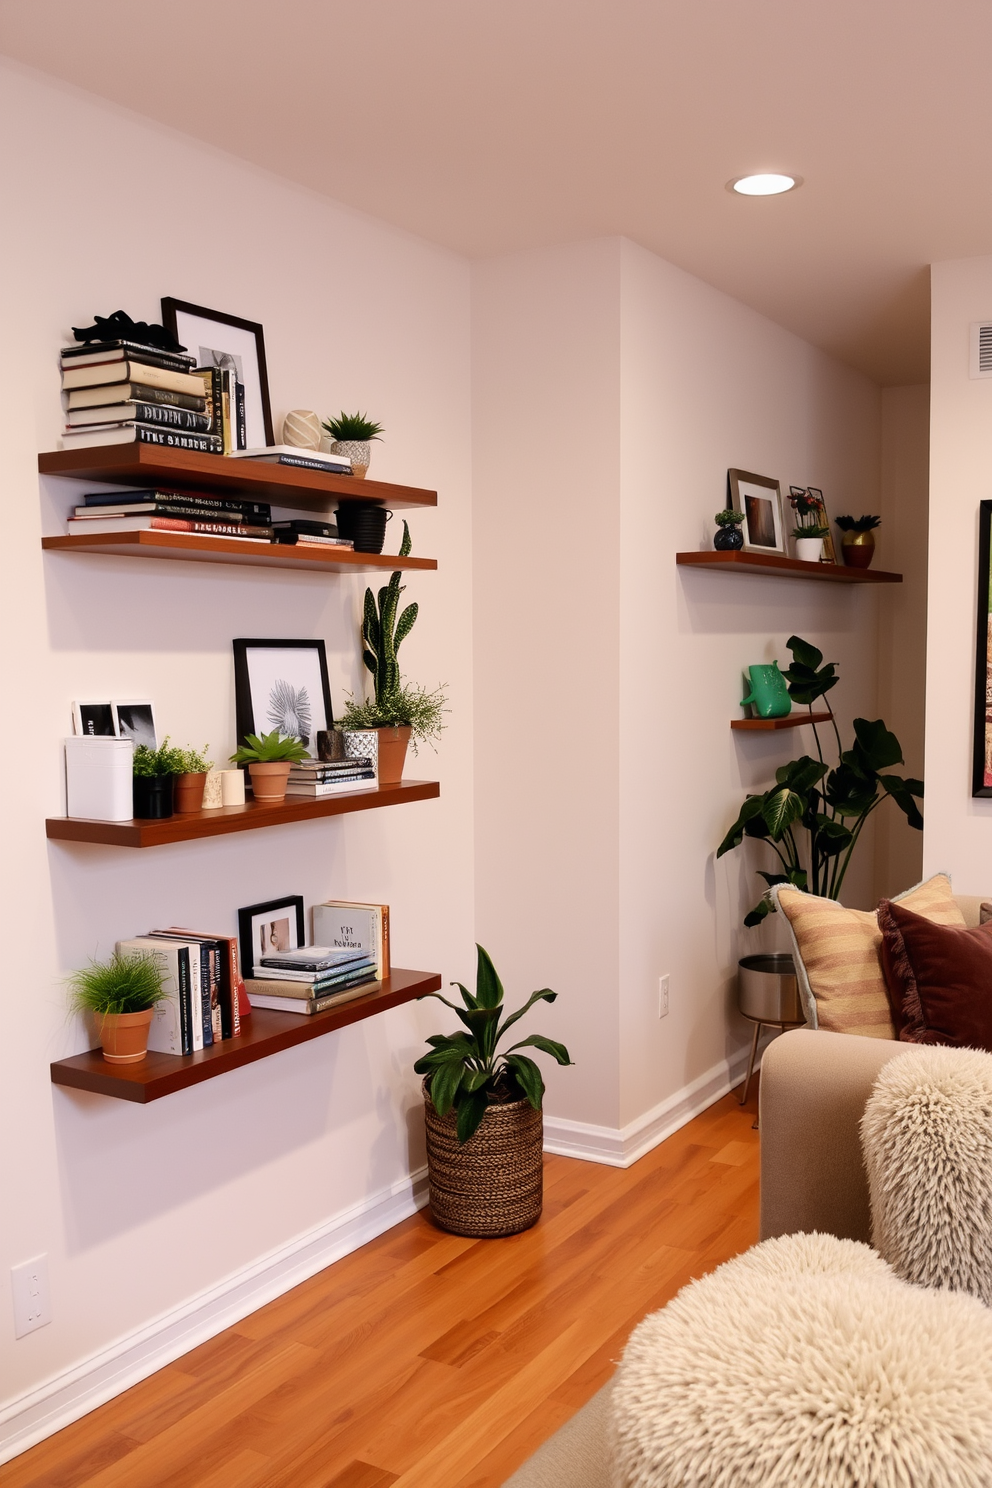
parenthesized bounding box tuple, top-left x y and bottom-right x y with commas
(732, 712, 833, 731)
(42, 530, 437, 575)
(50, 969, 441, 1102)
(46, 779, 440, 848)
(38, 446, 436, 513)
(676, 552, 901, 584)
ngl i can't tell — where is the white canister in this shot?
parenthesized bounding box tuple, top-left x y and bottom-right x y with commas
(220, 769, 246, 806)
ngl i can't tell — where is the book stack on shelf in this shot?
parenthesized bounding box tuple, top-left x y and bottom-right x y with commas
(229, 445, 353, 475)
(246, 898, 390, 1016)
(272, 518, 351, 548)
(117, 928, 246, 1056)
(59, 339, 225, 455)
(286, 755, 377, 795)
(65, 488, 279, 543)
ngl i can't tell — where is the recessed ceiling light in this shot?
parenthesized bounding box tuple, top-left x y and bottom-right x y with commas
(727, 173, 802, 196)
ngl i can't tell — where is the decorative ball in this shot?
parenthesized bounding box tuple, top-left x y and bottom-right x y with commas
(282, 410, 322, 450)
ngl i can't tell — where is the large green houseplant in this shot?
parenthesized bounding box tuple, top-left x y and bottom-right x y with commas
(415, 945, 572, 1237)
(718, 636, 923, 925)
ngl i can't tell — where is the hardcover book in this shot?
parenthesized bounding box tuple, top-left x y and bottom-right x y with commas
(312, 901, 391, 979)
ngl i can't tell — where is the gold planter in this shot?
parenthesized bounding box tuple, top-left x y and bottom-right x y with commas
(841, 531, 875, 569)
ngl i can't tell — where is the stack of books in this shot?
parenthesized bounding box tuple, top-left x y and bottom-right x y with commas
(116, 928, 245, 1055)
(247, 946, 379, 1015)
(285, 756, 377, 796)
(59, 339, 223, 454)
(65, 488, 274, 543)
(229, 445, 352, 475)
(272, 519, 352, 549)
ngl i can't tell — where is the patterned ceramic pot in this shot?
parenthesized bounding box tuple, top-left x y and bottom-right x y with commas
(330, 440, 372, 478)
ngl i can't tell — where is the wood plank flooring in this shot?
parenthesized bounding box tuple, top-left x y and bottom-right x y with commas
(1, 1088, 760, 1488)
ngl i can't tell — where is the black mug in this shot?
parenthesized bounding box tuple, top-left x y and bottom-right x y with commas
(133, 773, 174, 820)
(336, 503, 392, 554)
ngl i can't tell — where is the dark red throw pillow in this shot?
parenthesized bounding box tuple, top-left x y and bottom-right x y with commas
(878, 898, 992, 1049)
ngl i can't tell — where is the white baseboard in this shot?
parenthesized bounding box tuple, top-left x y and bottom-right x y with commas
(0, 1166, 429, 1467)
(543, 1046, 752, 1167)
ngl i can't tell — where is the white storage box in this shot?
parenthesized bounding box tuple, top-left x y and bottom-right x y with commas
(65, 737, 133, 821)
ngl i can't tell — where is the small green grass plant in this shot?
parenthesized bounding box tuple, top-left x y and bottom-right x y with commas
(174, 743, 211, 773)
(322, 411, 384, 442)
(230, 731, 310, 764)
(132, 738, 184, 776)
(68, 950, 169, 1016)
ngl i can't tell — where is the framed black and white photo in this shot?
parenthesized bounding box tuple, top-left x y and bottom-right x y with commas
(233, 639, 332, 759)
(728, 469, 785, 554)
(72, 700, 115, 737)
(112, 701, 157, 749)
(238, 895, 305, 981)
(161, 297, 274, 447)
(973, 501, 992, 796)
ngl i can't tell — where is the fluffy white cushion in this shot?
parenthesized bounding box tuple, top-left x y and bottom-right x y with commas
(612, 1233, 992, 1488)
(861, 1045, 992, 1305)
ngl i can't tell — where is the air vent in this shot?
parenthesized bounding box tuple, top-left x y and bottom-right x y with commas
(970, 322, 992, 378)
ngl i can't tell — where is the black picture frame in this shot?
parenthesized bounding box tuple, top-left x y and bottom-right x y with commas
(233, 638, 333, 759)
(161, 297, 274, 446)
(973, 501, 992, 796)
(238, 895, 306, 982)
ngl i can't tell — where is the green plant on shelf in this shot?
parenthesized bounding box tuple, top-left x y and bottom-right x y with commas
(68, 950, 169, 1016)
(414, 945, 573, 1142)
(321, 411, 384, 442)
(790, 523, 831, 540)
(173, 743, 212, 773)
(132, 738, 184, 776)
(229, 731, 310, 764)
(714, 509, 745, 526)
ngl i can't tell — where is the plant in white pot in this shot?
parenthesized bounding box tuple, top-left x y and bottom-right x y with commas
(230, 730, 309, 803)
(414, 946, 573, 1237)
(321, 410, 383, 480)
(340, 522, 447, 785)
(68, 949, 170, 1064)
(788, 488, 830, 562)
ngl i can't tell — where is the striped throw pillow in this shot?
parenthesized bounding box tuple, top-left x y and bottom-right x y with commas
(774, 874, 965, 1039)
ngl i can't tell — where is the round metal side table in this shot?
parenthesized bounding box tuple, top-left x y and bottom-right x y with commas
(737, 953, 806, 1110)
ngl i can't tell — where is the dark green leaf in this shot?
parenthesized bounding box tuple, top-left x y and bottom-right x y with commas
(903, 777, 924, 798)
(450, 980, 478, 1010)
(814, 814, 853, 857)
(463, 1068, 490, 1092)
(761, 788, 804, 837)
(786, 635, 823, 670)
(852, 718, 903, 772)
(455, 1087, 490, 1142)
(494, 987, 557, 1046)
(825, 763, 878, 817)
(744, 898, 774, 927)
(504, 1054, 546, 1110)
(774, 755, 828, 794)
(757, 871, 790, 887)
(506, 1034, 573, 1065)
(430, 1059, 466, 1116)
(475, 945, 504, 1009)
(716, 794, 767, 856)
(878, 774, 925, 830)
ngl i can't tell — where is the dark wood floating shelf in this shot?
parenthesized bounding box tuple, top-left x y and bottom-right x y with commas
(732, 711, 833, 732)
(42, 530, 437, 575)
(38, 446, 436, 513)
(50, 969, 442, 1103)
(46, 779, 440, 848)
(676, 552, 901, 584)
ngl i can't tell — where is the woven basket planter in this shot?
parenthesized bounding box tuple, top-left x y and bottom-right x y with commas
(424, 1084, 544, 1237)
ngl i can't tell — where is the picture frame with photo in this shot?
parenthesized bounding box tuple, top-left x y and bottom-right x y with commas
(728, 469, 786, 555)
(72, 700, 115, 737)
(791, 485, 838, 563)
(161, 297, 274, 448)
(238, 895, 306, 981)
(112, 701, 157, 750)
(233, 639, 332, 759)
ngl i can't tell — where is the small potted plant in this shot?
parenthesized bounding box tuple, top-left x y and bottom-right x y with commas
(173, 743, 212, 813)
(341, 522, 447, 784)
(414, 945, 572, 1237)
(713, 509, 746, 551)
(68, 949, 170, 1064)
(229, 730, 309, 803)
(132, 738, 184, 819)
(321, 410, 384, 480)
(835, 514, 881, 568)
(788, 488, 830, 562)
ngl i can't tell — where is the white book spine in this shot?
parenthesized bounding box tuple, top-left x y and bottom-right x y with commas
(117, 939, 182, 1055)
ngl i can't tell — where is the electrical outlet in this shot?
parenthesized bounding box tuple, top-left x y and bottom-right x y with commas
(658, 975, 670, 1018)
(12, 1255, 51, 1339)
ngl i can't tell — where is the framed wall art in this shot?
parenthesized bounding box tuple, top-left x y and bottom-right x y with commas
(161, 297, 274, 447)
(233, 638, 332, 759)
(973, 500, 992, 796)
(238, 895, 306, 980)
(728, 469, 785, 554)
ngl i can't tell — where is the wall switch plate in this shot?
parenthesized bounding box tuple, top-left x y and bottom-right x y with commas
(658, 975, 670, 1018)
(12, 1255, 51, 1338)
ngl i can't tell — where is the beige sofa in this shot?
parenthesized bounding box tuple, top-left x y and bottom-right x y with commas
(759, 891, 986, 1242)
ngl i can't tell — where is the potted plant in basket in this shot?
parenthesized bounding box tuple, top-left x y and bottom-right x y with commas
(132, 738, 184, 820)
(340, 521, 447, 785)
(835, 514, 881, 568)
(321, 409, 383, 480)
(229, 730, 309, 804)
(414, 945, 572, 1238)
(173, 743, 212, 813)
(68, 949, 170, 1064)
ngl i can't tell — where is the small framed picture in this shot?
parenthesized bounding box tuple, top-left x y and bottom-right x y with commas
(112, 701, 157, 749)
(238, 895, 305, 980)
(728, 469, 785, 554)
(973, 501, 992, 796)
(805, 487, 837, 563)
(233, 639, 332, 759)
(161, 297, 274, 447)
(72, 700, 115, 737)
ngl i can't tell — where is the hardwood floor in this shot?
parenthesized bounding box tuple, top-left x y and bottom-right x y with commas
(1, 1089, 760, 1488)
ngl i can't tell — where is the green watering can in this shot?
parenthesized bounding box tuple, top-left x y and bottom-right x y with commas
(741, 662, 792, 719)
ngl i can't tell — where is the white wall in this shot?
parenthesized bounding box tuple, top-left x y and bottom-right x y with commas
(0, 61, 475, 1441)
(926, 257, 992, 889)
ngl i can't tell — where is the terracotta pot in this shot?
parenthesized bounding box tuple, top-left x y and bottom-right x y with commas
(424, 1083, 543, 1237)
(375, 726, 411, 786)
(174, 771, 207, 812)
(841, 532, 876, 568)
(98, 1008, 155, 1064)
(248, 760, 293, 802)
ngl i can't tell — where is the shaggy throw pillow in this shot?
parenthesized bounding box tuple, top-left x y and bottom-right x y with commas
(772, 873, 964, 1038)
(878, 899, 992, 1048)
(861, 1045, 992, 1305)
(612, 1233, 992, 1488)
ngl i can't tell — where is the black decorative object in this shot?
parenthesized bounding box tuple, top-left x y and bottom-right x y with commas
(336, 503, 392, 554)
(238, 895, 306, 984)
(974, 501, 992, 796)
(714, 524, 744, 551)
(132, 775, 174, 820)
(161, 298, 274, 447)
(72, 310, 186, 353)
